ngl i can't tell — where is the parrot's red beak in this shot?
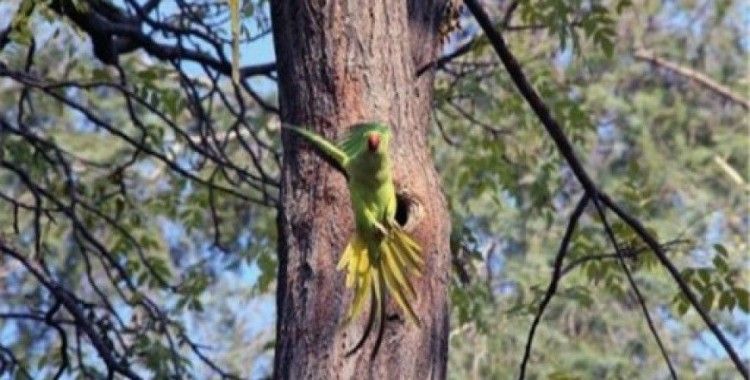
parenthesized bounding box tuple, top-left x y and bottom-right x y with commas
(367, 133, 380, 152)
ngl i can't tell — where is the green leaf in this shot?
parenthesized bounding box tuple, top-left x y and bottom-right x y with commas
(718, 291, 733, 311)
(256, 253, 277, 292)
(700, 289, 715, 311)
(676, 300, 690, 316)
(145, 256, 172, 283)
(616, 0, 633, 14)
(698, 268, 711, 285)
(735, 288, 749, 312)
(713, 243, 728, 257)
(712, 255, 729, 273)
(600, 37, 614, 58)
(190, 298, 204, 312)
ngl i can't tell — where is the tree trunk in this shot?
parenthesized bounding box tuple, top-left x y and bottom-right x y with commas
(271, 1, 451, 378)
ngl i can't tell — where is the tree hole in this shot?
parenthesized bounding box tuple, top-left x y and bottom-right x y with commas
(394, 189, 424, 232)
(395, 195, 409, 226)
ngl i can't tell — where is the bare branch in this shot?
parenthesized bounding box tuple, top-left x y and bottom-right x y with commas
(518, 194, 589, 379)
(592, 198, 677, 379)
(50, 0, 276, 80)
(561, 239, 691, 276)
(0, 241, 143, 380)
(634, 49, 750, 109)
(713, 155, 749, 190)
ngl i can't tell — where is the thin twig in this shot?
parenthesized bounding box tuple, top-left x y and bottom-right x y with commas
(518, 194, 589, 379)
(713, 155, 749, 190)
(560, 239, 691, 276)
(592, 198, 678, 379)
(634, 49, 749, 109)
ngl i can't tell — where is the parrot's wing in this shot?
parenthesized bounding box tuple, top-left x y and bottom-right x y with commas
(285, 126, 349, 168)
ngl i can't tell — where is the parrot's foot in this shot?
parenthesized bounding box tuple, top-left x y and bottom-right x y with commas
(375, 222, 388, 237)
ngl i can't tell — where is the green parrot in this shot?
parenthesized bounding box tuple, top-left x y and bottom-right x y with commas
(285, 121, 424, 356)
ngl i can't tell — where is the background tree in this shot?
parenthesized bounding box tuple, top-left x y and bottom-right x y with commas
(0, 0, 747, 379)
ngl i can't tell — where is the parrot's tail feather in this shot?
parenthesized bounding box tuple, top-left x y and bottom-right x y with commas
(338, 230, 423, 323)
(338, 229, 423, 356)
(386, 237, 417, 281)
(345, 258, 370, 323)
(339, 240, 355, 287)
(371, 268, 387, 359)
(338, 235, 369, 324)
(336, 240, 353, 270)
(383, 239, 417, 299)
(345, 285, 377, 357)
(381, 254, 420, 325)
(391, 229, 424, 275)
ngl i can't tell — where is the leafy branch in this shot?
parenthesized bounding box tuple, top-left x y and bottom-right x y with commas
(464, 0, 748, 378)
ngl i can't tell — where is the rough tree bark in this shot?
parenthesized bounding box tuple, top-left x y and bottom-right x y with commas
(271, 1, 451, 378)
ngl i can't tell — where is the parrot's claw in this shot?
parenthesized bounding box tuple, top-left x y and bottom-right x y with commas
(375, 223, 388, 237)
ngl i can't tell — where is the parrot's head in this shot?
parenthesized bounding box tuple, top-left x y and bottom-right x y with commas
(343, 122, 391, 158)
(343, 122, 392, 181)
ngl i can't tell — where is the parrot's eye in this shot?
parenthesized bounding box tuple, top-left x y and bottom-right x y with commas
(367, 133, 380, 152)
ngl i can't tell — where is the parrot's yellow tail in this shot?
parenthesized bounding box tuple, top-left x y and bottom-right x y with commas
(336, 227, 423, 356)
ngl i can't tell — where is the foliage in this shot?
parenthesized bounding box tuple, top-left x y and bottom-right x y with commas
(1, 0, 277, 377)
(439, 0, 748, 378)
